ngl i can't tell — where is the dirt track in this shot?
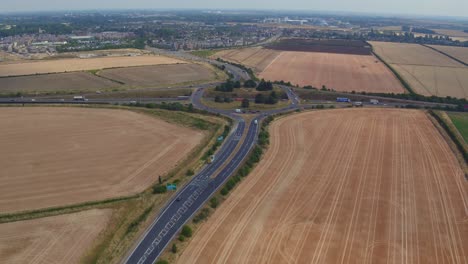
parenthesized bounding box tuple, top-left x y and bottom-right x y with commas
(0, 209, 111, 264)
(177, 109, 467, 264)
(0, 107, 204, 213)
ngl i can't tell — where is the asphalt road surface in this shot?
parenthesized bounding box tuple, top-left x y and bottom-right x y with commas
(123, 78, 299, 264)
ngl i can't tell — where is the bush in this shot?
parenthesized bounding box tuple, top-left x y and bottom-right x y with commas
(241, 98, 250, 108)
(214, 95, 223, 103)
(210, 197, 219, 208)
(256, 79, 273, 91)
(153, 185, 167, 194)
(186, 169, 194, 176)
(178, 235, 185, 242)
(244, 80, 257, 88)
(193, 208, 210, 223)
(220, 187, 229, 196)
(181, 225, 192, 238)
(156, 260, 169, 264)
(171, 244, 178, 253)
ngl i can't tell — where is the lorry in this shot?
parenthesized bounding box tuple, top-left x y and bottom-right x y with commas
(370, 99, 379, 105)
(353, 101, 363, 107)
(73, 96, 87, 101)
(336, 97, 351, 103)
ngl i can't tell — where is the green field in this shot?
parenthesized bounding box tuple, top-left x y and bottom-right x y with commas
(447, 112, 468, 143)
(190, 50, 218, 58)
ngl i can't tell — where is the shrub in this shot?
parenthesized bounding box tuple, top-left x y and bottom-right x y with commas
(220, 187, 229, 196)
(171, 244, 178, 253)
(186, 169, 194, 176)
(178, 235, 185, 242)
(181, 225, 192, 237)
(193, 208, 210, 223)
(153, 185, 167, 194)
(210, 197, 219, 208)
(156, 260, 169, 264)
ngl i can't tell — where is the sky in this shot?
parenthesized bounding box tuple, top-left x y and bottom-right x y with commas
(1, 0, 467, 18)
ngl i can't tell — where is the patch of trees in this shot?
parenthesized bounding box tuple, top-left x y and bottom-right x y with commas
(402, 26, 436, 34)
(214, 95, 234, 103)
(256, 79, 273, 91)
(244, 79, 257, 88)
(241, 98, 250, 108)
(255, 91, 279, 104)
(215, 80, 241, 92)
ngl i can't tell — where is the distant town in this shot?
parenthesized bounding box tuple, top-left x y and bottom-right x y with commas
(1, 10, 467, 60)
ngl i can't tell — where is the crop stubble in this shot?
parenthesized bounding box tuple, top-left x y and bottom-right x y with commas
(0, 55, 184, 77)
(370, 41, 468, 98)
(0, 107, 204, 213)
(213, 47, 404, 93)
(0, 209, 111, 264)
(177, 109, 467, 264)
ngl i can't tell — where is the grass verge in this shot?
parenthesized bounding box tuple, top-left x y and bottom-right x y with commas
(429, 110, 468, 164)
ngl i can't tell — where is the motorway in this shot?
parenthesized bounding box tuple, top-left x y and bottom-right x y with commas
(123, 57, 299, 263)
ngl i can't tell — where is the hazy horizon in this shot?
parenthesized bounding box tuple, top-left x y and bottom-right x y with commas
(1, 0, 467, 18)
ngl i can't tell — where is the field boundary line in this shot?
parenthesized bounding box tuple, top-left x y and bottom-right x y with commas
(422, 45, 468, 67)
(0, 194, 139, 224)
(371, 49, 415, 94)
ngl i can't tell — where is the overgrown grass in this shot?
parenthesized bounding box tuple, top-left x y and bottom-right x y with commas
(190, 50, 218, 58)
(0, 195, 139, 224)
(447, 112, 468, 143)
(429, 110, 468, 163)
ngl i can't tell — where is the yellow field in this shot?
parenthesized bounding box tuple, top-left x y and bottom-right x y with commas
(428, 45, 468, 65)
(0, 209, 111, 263)
(0, 55, 184, 77)
(370, 41, 468, 98)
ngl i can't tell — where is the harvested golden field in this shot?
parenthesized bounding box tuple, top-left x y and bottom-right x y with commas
(428, 45, 468, 65)
(432, 29, 468, 38)
(0, 72, 119, 94)
(213, 47, 404, 93)
(0, 209, 111, 264)
(99, 63, 215, 87)
(0, 55, 184, 77)
(211, 47, 281, 72)
(178, 109, 468, 264)
(391, 64, 468, 98)
(259, 51, 404, 93)
(369, 42, 463, 67)
(0, 107, 204, 213)
(370, 41, 468, 98)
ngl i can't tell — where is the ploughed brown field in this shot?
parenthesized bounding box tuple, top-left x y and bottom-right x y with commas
(178, 109, 468, 264)
(370, 41, 468, 99)
(0, 107, 204, 213)
(0, 55, 184, 77)
(0, 72, 119, 94)
(213, 47, 404, 93)
(427, 45, 468, 65)
(0, 209, 111, 264)
(98, 63, 215, 87)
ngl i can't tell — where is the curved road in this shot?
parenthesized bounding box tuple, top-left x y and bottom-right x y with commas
(123, 78, 299, 264)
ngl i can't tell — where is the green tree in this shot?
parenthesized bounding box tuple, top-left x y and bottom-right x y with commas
(181, 225, 192, 237)
(241, 98, 250, 108)
(255, 94, 266, 104)
(234, 81, 241, 88)
(244, 80, 257, 88)
(210, 197, 219, 208)
(214, 95, 223, 103)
